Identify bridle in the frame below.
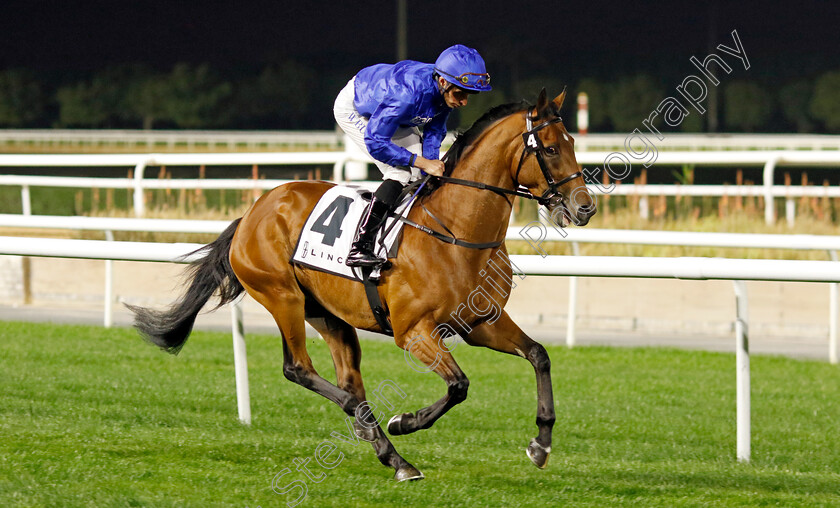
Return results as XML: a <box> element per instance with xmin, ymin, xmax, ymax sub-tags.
<box><xmin>514</xmin><ymin>109</ymin><xmax>583</xmax><ymax>206</ymax></box>
<box><xmin>395</xmin><ymin>107</ymin><xmax>585</xmax><ymax>251</ymax></box>
<box><xmin>437</xmin><ymin>108</ymin><xmax>583</xmax><ymax>207</ymax></box>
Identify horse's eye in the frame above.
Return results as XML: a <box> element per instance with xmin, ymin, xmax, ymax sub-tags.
<box><xmin>545</xmin><ymin>146</ymin><xmax>558</xmax><ymax>155</ymax></box>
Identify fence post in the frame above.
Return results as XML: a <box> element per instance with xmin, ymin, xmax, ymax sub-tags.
<box><xmin>332</xmin><ymin>155</ymin><xmax>348</xmax><ymax>185</ymax></box>
<box><xmin>732</xmin><ymin>280</ymin><xmax>750</xmax><ymax>462</ymax></box>
<box><xmin>785</xmin><ymin>198</ymin><xmax>795</xmax><ymax>228</ymax></box>
<box><xmin>21</xmin><ymin>184</ymin><xmax>31</xmax><ymax>216</ymax></box>
<box><xmin>829</xmin><ymin>251</ymin><xmax>838</xmax><ymax>365</ymax></box>
<box><xmin>762</xmin><ymin>157</ymin><xmax>780</xmax><ymax>225</ymax></box>
<box><xmin>231</xmin><ymin>296</ymin><xmax>251</xmax><ymax>425</ymax></box>
<box><xmin>20</xmin><ymin>184</ymin><xmax>32</xmax><ymax>304</ymax></box>
<box><xmin>133</xmin><ymin>159</ymin><xmax>149</xmax><ymax>217</ymax></box>
<box><xmin>639</xmin><ymin>195</ymin><xmax>649</xmax><ymax>220</ymax></box>
<box><xmin>566</xmin><ymin>242</ymin><xmax>580</xmax><ymax>348</ymax></box>
<box><xmin>104</xmin><ymin>230</ymin><xmax>114</xmax><ymax>328</ymax></box>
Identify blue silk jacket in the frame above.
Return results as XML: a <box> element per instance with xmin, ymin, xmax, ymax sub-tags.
<box><xmin>353</xmin><ymin>61</ymin><xmax>451</xmax><ymax>168</ymax></box>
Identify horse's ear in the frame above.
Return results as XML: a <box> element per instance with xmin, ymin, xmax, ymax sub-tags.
<box><xmin>553</xmin><ymin>88</ymin><xmax>567</xmax><ymax>109</ymax></box>
<box><xmin>536</xmin><ymin>88</ymin><xmax>549</xmax><ymax>115</ymax></box>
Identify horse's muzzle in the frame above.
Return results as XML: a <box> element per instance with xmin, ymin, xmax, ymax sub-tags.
<box><xmin>546</xmin><ymin>195</ymin><xmax>596</xmax><ymax>227</ymax></box>
<box><xmin>574</xmin><ymin>203</ymin><xmax>596</xmax><ymax>226</ymax></box>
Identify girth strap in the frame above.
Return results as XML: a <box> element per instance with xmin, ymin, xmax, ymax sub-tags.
<box><xmin>360</xmin><ymin>266</ymin><xmax>393</xmax><ymax>336</ymax></box>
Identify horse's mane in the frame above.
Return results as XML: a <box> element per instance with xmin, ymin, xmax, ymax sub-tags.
<box><xmin>442</xmin><ymin>100</ymin><xmax>532</xmax><ymax>174</ymax></box>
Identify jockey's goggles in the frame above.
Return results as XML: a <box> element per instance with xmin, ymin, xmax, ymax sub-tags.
<box><xmin>438</xmin><ymin>70</ymin><xmax>491</xmax><ymax>91</ymax></box>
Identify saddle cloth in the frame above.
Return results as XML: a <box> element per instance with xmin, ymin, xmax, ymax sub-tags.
<box><xmin>291</xmin><ymin>185</ymin><xmax>415</xmax><ymax>281</ymax></box>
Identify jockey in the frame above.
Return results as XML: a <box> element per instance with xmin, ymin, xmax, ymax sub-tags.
<box><xmin>334</xmin><ymin>44</ymin><xmax>492</xmax><ymax>267</ymax></box>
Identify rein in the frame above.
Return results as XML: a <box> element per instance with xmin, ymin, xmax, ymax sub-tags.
<box><xmin>435</xmin><ymin>174</ymin><xmax>538</xmax><ymax>202</ymax></box>
<box><xmin>437</xmin><ymin>109</ymin><xmax>583</xmax><ymax>206</ymax></box>
<box><xmin>397</xmin><ymin>109</ymin><xmax>582</xmax><ymax>250</ymax></box>
<box><xmin>395</xmin><ymin>206</ymin><xmax>504</xmax><ymax>249</ymax></box>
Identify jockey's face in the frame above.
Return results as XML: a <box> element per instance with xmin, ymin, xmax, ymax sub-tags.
<box><xmin>437</xmin><ymin>76</ymin><xmax>473</xmax><ymax>109</ymax></box>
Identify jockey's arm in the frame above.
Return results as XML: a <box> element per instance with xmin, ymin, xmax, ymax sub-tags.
<box><xmin>416</xmin><ymin>112</ymin><xmax>448</xmax><ymax>176</ymax></box>
<box><xmin>364</xmin><ymin>90</ymin><xmax>446</xmax><ymax>177</ymax></box>
<box><xmin>364</xmin><ymin>96</ymin><xmax>417</xmax><ymax>169</ymax></box>
<box><xmin>412</xmin><ymin>156</ymin><xmax>445</xmax><ymax>176</ymax></box>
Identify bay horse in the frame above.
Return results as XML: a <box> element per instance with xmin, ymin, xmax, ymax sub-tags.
<box><xmin>129</xmin><ymin>89</ymin><xmax>596</xmax><ymax>481</ymax></box>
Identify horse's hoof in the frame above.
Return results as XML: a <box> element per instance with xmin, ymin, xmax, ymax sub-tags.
<box><xmin>387</xmin><ymin>413</ymin><xmax>410</xmax><ymax>436</ymax></box>
<box><xmin>526</xmin><ymin>438</ymin><xmax>551</xmax><ymax>469</ymax></box>
<box><xmin>394</xmin><ymin>465</ymin><xmax>424</xmax><ymax>482</ymax></box>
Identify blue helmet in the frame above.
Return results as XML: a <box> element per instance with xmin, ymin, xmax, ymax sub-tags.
<box><xmin>434</xmin><ymin>44</ymin><xmax>492</xmax><ymax>92</ymax></box>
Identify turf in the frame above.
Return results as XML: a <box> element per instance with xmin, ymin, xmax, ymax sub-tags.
<box><xmin>1</xmin><ymin>321</ymin><xmax>839</xmax><ymax>507</ymax></box>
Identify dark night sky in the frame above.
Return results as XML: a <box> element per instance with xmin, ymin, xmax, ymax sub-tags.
<box><xmin>3</xmin><ymin>1</ymin><xmax>838</xmax><ymax>79</ymax></box>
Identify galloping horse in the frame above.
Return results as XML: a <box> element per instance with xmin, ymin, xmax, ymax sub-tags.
<box><xmin>129</xmin><ymin>89</ymin><xmax>596</xmax><ymax>481</ymax></box>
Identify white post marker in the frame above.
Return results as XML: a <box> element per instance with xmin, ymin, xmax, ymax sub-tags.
<box><xmin>21</xmin><ymin>185</ymin><xmax>31</xmax><ymax>216</ymax></box>
<box><xmin>342</xmin><ymin>134</ymin><xmax>368</xmax><ymax>182</ymax></box>
<box><xmin>762</xmin><ymin>157</ymin><xmax>780</xmax><ymax>225</ymax></box>
<box><xmin>566</xmin><ymin>241</ymin><xmax>580</xmax><ymax>348</ymax></box>
<box><xmin>830</xmin><ymin>250</ymin><xmax>839</xmax><ymax>365</ymax></box>
<box><xmin>230</xmin><ymin>296</ymin><xmax>251</xmax><ymax>425</ymax></box>
<box><xmin>576</xmin><ymin>92</ymin><xmax>589</xmax><ymax>135</ymax></box>
<box><xmin>733</xmin><ymin>280</ymin><xmax>750</xmax><ymax>462</ymax></box>
<box><xmin>104</xmin><ymin>230</ymin><xmax>114</xmax><ymax>328</ymax></box>
<box><xmin>133</xmin><ymin>159</ymin><xmax>149</xmax><ymax>218</ymax></box>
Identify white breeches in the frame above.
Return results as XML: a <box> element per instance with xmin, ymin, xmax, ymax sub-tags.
<box><xmin>333</xmin><ymin>77</ymin><xmax>423</xmax><ymax>184</ymax></box>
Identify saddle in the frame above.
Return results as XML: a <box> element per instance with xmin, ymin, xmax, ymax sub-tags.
<box><xmin>291</xmin><ymin>185</ymin><xmax>417</xmax><ymax>282</ymax></box>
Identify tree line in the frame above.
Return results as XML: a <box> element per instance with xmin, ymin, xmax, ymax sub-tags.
<box><xmin>1</xmin><ymin>62</ymin><xmax>839</xmax><ymax>133</ymax></box>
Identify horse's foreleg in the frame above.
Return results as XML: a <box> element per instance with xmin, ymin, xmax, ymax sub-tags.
<box><xmin>308</xmin><ymin>314</ymin><xmax>422</xmax><ymax>481</ymax></box>
<box><xmin>464</xmin><ymin>311</ymin><xmax>555</xmax><ymax>469</ymax></box>
<box><xmin>388</xmin><ymin>322</ymin><xmax>469</xmax><ymax>436</ymax></box>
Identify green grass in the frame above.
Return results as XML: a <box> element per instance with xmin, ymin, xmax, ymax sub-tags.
<box><xmin>1</xmin><ymin>321</ymin><xmax>839</xmax><ymax>507</ymax></box>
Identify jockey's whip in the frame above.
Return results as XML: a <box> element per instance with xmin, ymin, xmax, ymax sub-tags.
<box><xmin>374</xmin><ymin>174</ymin><xmax>433</xmax><ymax>256</ymax></box>
<box><xmin>408</xmin><ymin>173</ymin><xmax>433</xmax><ymax>205</ymax></box>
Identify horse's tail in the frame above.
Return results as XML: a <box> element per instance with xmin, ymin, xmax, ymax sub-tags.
<box><xmin>126</xmin><ymin>218</ymin><xmax>245</xmax><ymax>355</ymax></box>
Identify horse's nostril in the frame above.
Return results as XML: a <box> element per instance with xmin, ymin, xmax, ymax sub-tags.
<box><xmin>578</xmin><ymin>204</ymin><xmax>596</xmax><ymax>216</ymax></box>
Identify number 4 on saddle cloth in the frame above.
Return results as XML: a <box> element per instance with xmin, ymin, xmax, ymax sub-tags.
<box><xmin>291</xmin><ymin>185</ymin><xmax>417</xmax><ymax>282</ymax></box>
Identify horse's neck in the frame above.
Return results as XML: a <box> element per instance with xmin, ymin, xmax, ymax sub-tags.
<box><xmin>424</xmin><ymin>132</ymin><xmax>518</xmax><ymax>242</ymax></box>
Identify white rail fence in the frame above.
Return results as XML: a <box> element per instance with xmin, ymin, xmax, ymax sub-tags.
<box><xmin>1</xmin><ymin>151</ymin><xmax>840</xmax><ymax>224</ymax></box>
<box><xmin>3</xmin><ymin>213</ymin><xmax>840</xmax><ymax>364</ymax></box>
<box><xmin>573</xmin><ymin>151</ymin><xmax>840</xmax><ymax>225</ymax></box>
<box><xmin>0</xmin><ymin>152</ymin><xmax>371</xmax><ymax>217</ymax></box>
<box><xmin>516</xmin><ymin>226</ymin><xmax>840</xmax><ymax>362</ymax></box>
<box><xmin>3</xmin><ymin>129</ymin><xmax>840</xmax><ymax>151</ymax></box>
<box><xmin>0</xmin><ymin>129</ymin><xmax>343</xmax><ymax>151</ymax></box>
<box><xmin>3</xmin><ymin>235</ymin><xmax>840</xmax><ymax>462</ymax></box>
<box><xmin>573</xmin><ymin>133</ymin><xmax>840</xmax><ymax>152</ymax></box>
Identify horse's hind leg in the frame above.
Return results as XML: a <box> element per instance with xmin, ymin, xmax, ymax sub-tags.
<box><xmin>463</xmin><ymin>311</ymin><xmax>554</xmax><ymax>469</ymax></box>
<box><xmin>307</xmin><ymin>313</ymin><xmax>422</xmax><ymax>481</ymax></box>
<box><xmin>242</xmin><ymin>277</ymin><xmax>420</xmax><ymax>480</ymax></box>
<box><xmin>258</xmin><ymin>293</ymin><xmax>357</xmax><ymax>410</ymax></box>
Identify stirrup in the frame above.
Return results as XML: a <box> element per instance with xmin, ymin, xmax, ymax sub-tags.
<box><xmin>346</xmin><ymin>247</ymin><xmax>385</xmax><ymax>267</ymax></box>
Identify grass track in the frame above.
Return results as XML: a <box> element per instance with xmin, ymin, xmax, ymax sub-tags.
<box><xmin>1</xmin><ymin>321</ymin><xmax>839</xmax><ymax>507</ymax></box>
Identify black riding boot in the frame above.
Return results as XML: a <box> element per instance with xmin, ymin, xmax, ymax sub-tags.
<box><xmin>346</xmin><ymin>197</ymin><xmax>391</xmax><ymax>267</ymax></box>
<box><xmin>346</xmin><ymin>179</ymin><xmax>403</xmax><ymax>268</ymax></box>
